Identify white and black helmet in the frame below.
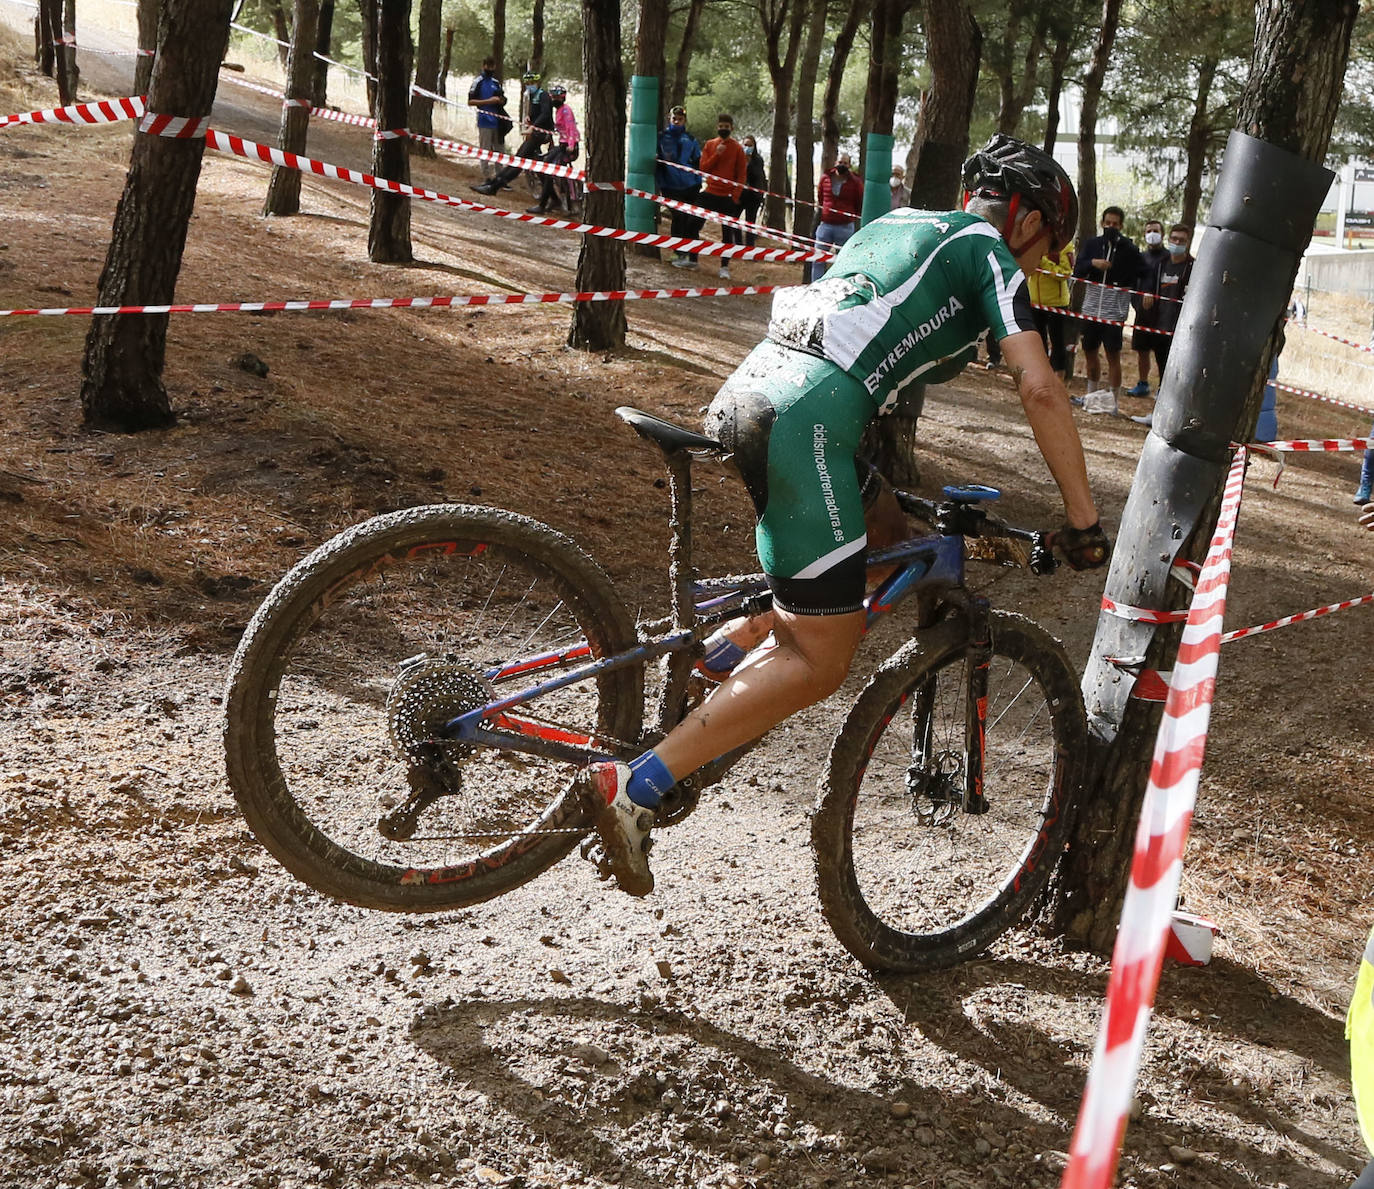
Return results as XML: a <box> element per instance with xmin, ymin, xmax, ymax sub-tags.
<box><xmin>961</xmin><ymin>134</ymin><xmax>1077</xmax><ymax>252</ymax></box>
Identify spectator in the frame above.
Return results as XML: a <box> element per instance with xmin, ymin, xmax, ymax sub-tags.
<box><xmin>740</xmin><ymin>136</ymin><xmax>767</xmax><ymax>247</ymax></box>
<box><xmin>1355</xmin><ymin>421</ymin><xmax>1373</xmax><ymax>504</ymax></box>
<box><xmin>467</xmin><ymin>57</ymin><xmax>511</xmax><ymax>181</ymax></box>
<box><xmin>1127</xmin><ymin>218</ymin><xmax>1169</xmax><ymax>396</ymax></box>
<box><xmin>527</xmin><ymin>83</ymin><xmax>579</xmax><ymax>215</ymax></box>
<box><xmin>1129</xmin><ymin>224</ymin><xmax>1194</xmax><ymax>429</ymax></box>
<box><xmin>889</xmin><ymin>163</ymin><xmax>909</xmax><ymax>209</ymax></box>
<box><xmin>811</xmin><ymin>153</ymin><xmax>863</xmax><ymax>282</ymax></box>
<box><xmin>1029</xmin><ymin>242</ymin><xmax>1074</xmax><ymax>380</ymax></box>
<box><xmin>472</xmin><ymin>70</ymin><xmax>553</xmax><ymax>196</ymax></box>
<box><xmin>1288</xmin><ymin>290</ymin><xmax>1308</xmax><ymax>323</ymax></box>
<box><xmin>1255</xmin><ymin>356</ymin><xmax>1281</xmax><ymax>443</ymax></box>
<box><xmin>695</xmin><ymin>113</ymin><xmax>748</xmax><ymax>279</ymax></box>
<box><xmin>1072</xmin><ymin>205</ymin><xmax>1143</xmax><ymax>414</ymax></box>
<box><xmin>656</xmin><ymin>105</ymin><xmax>704</xmax><ymax>270</ymax></box>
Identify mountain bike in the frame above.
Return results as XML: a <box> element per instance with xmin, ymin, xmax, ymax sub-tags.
<box><xmin>223</xmin><ymin>407</ymin><xmax>1089</xmax><ymax>973</ymax></box>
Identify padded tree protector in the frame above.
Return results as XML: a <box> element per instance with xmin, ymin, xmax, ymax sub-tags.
<box><xmin>1083</xmin><ymin>131</ymin><xmax>1333</xmax><ymax>733</ymax></box>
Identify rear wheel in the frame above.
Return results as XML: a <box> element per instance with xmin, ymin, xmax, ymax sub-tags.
<box><xmin>813</xmin><ymin>612</ymin><xmax>1086</xmax><ymax>972</ymax></box>
<box><xmin>224</xmin><ymin>505</ymin><xmax>643</xmax><ymax>911</ymax></box>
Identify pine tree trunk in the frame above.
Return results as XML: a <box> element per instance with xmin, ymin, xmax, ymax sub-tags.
<box><xmin>1040</xmin><ymin>17</ymin><xmax>1073</xmax><ymax>153</ymax></box>
<box><xmin>269</xmin><ymin>0</ymin><xmax>291</xmax><ymax>68</ymax></box>
<box><xmin>907</xmin><ymin>0</ymin><xmax>981</xmax><ymax>210</ymax></box>
<box><xmin>569</xmin><ymin>0</ymin><xmax>627</xmax><ymax>351</ymax></box>
<box><xmin>438</xmin><ymin>27</ymin><xmax>453</xmax><ymax>96</ymax></box>
<box><xmin>821</xmin><ymin>0</ymin><xmax>868</xmax><ymax>172</ymax></box>
<box><xmin>763</xmin><ymin>0</ymin><xmax>806</xmax><ymax>231</ymax></box>
<box><xmin>492</xmin><ymin>0</ymin><xmax>506</xmax><ymax>80</ymax></box>
<box><xmin>997</xmin><ymin>6</ymin><xmax>1048</xmax><ymax>136</ymax></box>
<box><xmin>792</xmin><ymin>0</ymin><xmax>827</xmax><ymax>241</ymax></box>
<box><xmin>1179</xmin><ymin>56</ymin><xmax>1217</xmax><ymax>229</ymax></box>
<box><xmin>368</xmin><ymin>0</ymin><xmax>412</xmax><ymax>263</ymax></box>
<box><xmin>134</xmin><ymin>0</ymin><xmax>157</xmax><ymax>93</ymax></box>
<box><xmin>264</xmin><ymin>0</ymin><xmax>319</xmax><ymax>215</ymax></box>
<box><xmin>863</xmin><ymin>0</ymin><xmax>913</xmax><ymax>144</ymax></box>
<box><xmin>633</xmin><ymin>0</ymin><xmax>671</xmax><ymax>259</ymax></box>
<box><xmin>36</xmin><ymin>0</ymin><xmax>58</xmax><ymax>78</ymax></box>
<box><xmin>310</xmin><ymin>0</ymin><xmax>334</xmax><ymax>106</ymax></box>
<box><xmin>358</xmin><ymin>0</ymin><xmax>377</xmax><ymax>110</ymax></box>
<box><xmin>1046</xmin><ymin>0</ymin><xmax>1359</xmax><ymax>952</ymax></box>
<box><xmin>408</xmin><ymin>0</ymin><xmax>442</xmax><ymax>158</ymax></box>
<box><xmin>56</xmin><ymin>0</ymin><xmax>77</xmax><ymax>103</ymax></box>
<box><xmin>1074</xmin><ymin>0</ymin><xmax>1121</xmax><ymax>246</ymax></box>
<box><xmin>668</xmin><ymin>0</ymin><xmax>705</xmax><ymax>111</ymax></box>
<box><xmin>532</xmin><ymin>0</ymin><xmax>546</xmax><ymax>72</ymax></box>
<box><xmin>80</xmin><ymin>0</ymin><xmax>233</xmax><ymax>431</ymax></box>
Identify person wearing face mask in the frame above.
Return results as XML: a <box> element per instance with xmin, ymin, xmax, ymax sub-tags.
<box><xmin>466</xmin><ymin>57</ymin><xmax>512</xmax><ymax>181</ymax></box>
<box><xmin>889</xmin><ymin>163</ymin><xmax>910</xmax><ymax>210</ymax></box>
<box><xmin>527</xmin><ymin>84</ymin><xmax>579</xmax><ymax>215</ymax></box>
<box><xmin>693</xmin><ymin>113</ymin><xmax>749</xmax><ymax>278</ymax></box>
<box><xmin>1129</xmin><ymin>224</ymin><xmax>1195</xmax><ymax>428</ymax></box>
<box><xmin>473</xmin><ymin>70</ymin><xmax>554</xmax><ymax>196</ymax></box>
<box><xmin>1071</xmin><ymin>205</ymin><xmax>1143</xmax><ymax>414</ymax></box>
<box><xmin>1127</xmin><ymin>219</ymin><xmax>1170</xmax><ymax>397</ymax></box>
<box><xmin>810</xmin><ymin>153</ymin><xmax>864</xmax><ymax>282</ymax></box>
<box><xmin>740</xmin><ymin>136</ymin><xmax>768</xmax><ymax>247</ymax></box>
<box><xmin>656</xmin><ymin>105</ymin><xmax>704</xmax><ymax>268</ymax></box>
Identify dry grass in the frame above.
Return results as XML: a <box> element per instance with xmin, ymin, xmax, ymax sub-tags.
<box><xmin>1282</xmin><ymin>289</ymin><xmax>1374</xmax><ymax>416</ymax></box>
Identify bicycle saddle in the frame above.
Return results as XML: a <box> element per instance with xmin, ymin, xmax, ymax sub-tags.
<box><xmin>615</xmin><ymin>406</ymin><xmax>725</xmax><ymax>456</ymax></box>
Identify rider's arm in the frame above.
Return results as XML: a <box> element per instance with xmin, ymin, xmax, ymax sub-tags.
<box><xmin>998</xmin><ymin>330</ymin><xmax>1100</xmax><ymax>530</ymax></box>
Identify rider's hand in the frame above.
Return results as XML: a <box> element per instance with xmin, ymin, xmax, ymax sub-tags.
<box><xmin>1054</xmin><ymin>521</ymin><xmax>1111</xmax><ymax>570</ymax></box>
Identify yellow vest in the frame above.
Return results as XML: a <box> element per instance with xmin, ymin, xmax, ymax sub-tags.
<box><xmin>1027</xmin><ymin>245</ymin><xmax>1072</xmax><ymax>307</ymax></box>
<box><xmin>1348</xmin><ymin>926</ymin><xmax>1374</xmax><ymax>1153</ymax></box>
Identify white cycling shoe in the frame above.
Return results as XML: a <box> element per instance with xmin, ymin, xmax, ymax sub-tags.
<box><xmin>581</xmin><ymin>761</ymin><xmax>655</xmax><ymax>897</ymax></box>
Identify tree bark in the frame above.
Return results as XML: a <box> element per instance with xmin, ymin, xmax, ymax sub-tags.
<box><xmin>906</xmin><ymin>0</ymin><xmax>981</xmax><ymax>210</ymax></box>
<box><xmin>570</xmin><ymin>0</ymin><xmax>627</xmax><ymax>350</ymax></box>
<box><xmin>268</xmin><ymin>0</ymin><xmax>291</xmax><ymax>68</ymax></box>
<box><xmin>863</xmin><ymin>0</ymin><xmax>913</xmax><ymax>145</ymax></box>
<box><xmin>80</xmin><ymin>0</ymin><xmax>233</xmax><ymax>430</ymax></box>
<box><xmin>532</xmin><ymin>0</ymin><xmax>546</xmax><ymax>72</ymax></box>
<box><xmin>492</xmin><ymin>0</ymin><xmax>506</xmax><ymax>80</ymax></box>
<box><xmin>633</xmin><ymin>0</ymin><xmax>671</xmax><ymax>259</ymax></box>
<box><xmin>668</xmin><ymin>0</ymin><xmax>706</xmax><ymax>111</ymax></box>
<box><xmin>310</xmin><ymin>0</ymin><xmax>334</xmax><ymax>106</ymax></box>
<box><xmin>36</xmin><ymin>0</ymin><xmax>58</xmax><ymax>78</ymax></box>
<box><xmin>263</xmin><ymin>0</ymin><xmax>319</xmax><ymax>215</ymax></box>
<box><xmin>56</xmin><ymin>0</ymin><xmax>77</xmax><ymax>103</ymax></box>
<box><xmin>1074</xmin><ymin>0</ymin><xmax>1121</xmax><ymax>246</ymax></box>
<box><xmin>135</xmin><ymin>0</ymin><xmax>158</xmax><ymax>94</ymax></box>
<box><xmin>1047</xmin><ymin>0</ymin><xmax>1358</xmax><ymax>952</ymax></box>
<box><xmin>821</xmin><ymin>0</ymin><xmax>868</xmax><ymax>172</ymax></box>
<box><xmin>1179</xmin><ymin>55</ymin><xmax>1218</xmax><ymax>229</ymax></box>
<box><xmin>438</xmin><ymin>26</ymin><xmax>453</xmax><ymax>97</ymax></box>
<box><xmin>1040</xmin><ymin>12</ymin><xmax>1074</xmax><ymax>153</ymax></box>
<box><xmin>761</xmin><ymin>0</ymin><xmax>807</xmax><ymax>230</ymax></box>
<box><xmin>357</xmin><ymin>0</ymin><xmax>377</xmax><ymax>110</ymax></box>
<box><xmin>792</xmin><ymin>0</ymin><xmax>828</xmax><ymax>241</ymax></box>
<box><xmin>997</xmin><ymin>4</ymin><xmax>1048</xmax><ymax>136</ymax></box>
<box><xmin>408</xmin><ymin>0</ymin><xmax>442</xmax><ymax>158</ymax></box>
<box><xmin>368</xmin><ymin>0</ymin><xmax>412</xmax><ymax>263</ymax></box>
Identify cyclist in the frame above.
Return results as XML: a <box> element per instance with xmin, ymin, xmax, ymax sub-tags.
<box><xmin>582</xmin><ymin>135</ymin><xmax>1111</xmax><ymax>896</ymax></box>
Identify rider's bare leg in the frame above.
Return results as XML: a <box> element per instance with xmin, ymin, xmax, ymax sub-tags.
<box><xmin>654</xmin><ymin>605</ymin><xmax>867</xmax><ymax>780</ymax></box>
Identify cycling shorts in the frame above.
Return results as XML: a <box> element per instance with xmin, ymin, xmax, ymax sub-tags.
<box><xmin>705</xmin><ymin>341</ymin><xmax>875</xmax><ymax>615</ymax></box>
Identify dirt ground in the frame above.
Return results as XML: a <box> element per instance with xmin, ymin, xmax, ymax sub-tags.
<box><xmin>3</xmin><ymin>21</ymin><xmax>1374</xmax><ymax>1189</ymax></box>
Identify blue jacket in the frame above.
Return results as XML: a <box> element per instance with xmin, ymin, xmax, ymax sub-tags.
<box><xmin>467</xmin><ymin>72</ymin><xmax>510</xmax><ymax>132</ymax></box>
<box><xmin>656</xmin><ymin>124</ymin><xmax>701</xmax><ymax>192</ymax></box>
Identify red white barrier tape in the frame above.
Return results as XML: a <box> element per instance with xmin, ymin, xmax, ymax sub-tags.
<box><xmin>1255</xmin><ymin>437</ymin><xmax>1370</xmax><ymax>452</ymax></box>
<box><xmin>1290</xmin><ymin>319</ymin><xmax>1374</xmax><ymax>355</ymax></box>
<box><xmin>1061</xmin><ymin>446</ymin><xmax>1247</xmax><ymax>1189</ymax></box>
<box><xmin>140</xmin><ymin>112</ymin><xmax>210</xmax><ymax>138</ymax></box>
<box><xmin>1100</xmin><ymin>597</ymin><xmax>1189</xmax><ymax>625</ymax></box>
<box><xmin>0</xmin><ymin>94</ymin><xmax>144</xmax><ymax>129</ymax></box>
<box><xmin>1031</xmin><ymin>302</ymin><xmax>1171</xmax><ymax>334</ymax></box>
<box><xmin>616</xmin><ymin>180</ymin><xmax>823</xmax><ymax>253</ymax></box>
<box><xmin>1221</xmin><ymin>591</ymin><xmax>1374</xmax><ymax>643</ymax></box>
<box><xmin>0</xmin><ymin>283</ymin><xmax>791</xmax><ymax>319</ymax></box>
<box><xmin>199</xmin><ymin>127</ymin><xmax>831</xmax><ymax>263</ymax></box>
<box><xmin>1057</xmin><ymin>270</ymin><xmax>1183</xmax><ymax>307</ymax></box>
<box><xmin>1272</xmin><ymin>381</ymin><xmax>1372</xmax><ymax>414</ymax></box>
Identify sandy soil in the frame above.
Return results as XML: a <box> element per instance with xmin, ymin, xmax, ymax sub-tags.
<box><xmin>3</xmin><ymin>20</ymin><xmax>1374</xmax><ymax>1189</ymax></box>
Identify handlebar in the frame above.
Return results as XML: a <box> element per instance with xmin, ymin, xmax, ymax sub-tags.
<box><xmin>893</xmin><ymin>488</ymin><xmax>1059</xmax><ymax>575</ymax></box>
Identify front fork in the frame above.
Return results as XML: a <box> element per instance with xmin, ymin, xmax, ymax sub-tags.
<box><xmin>962</xmin><ymin>597</ymin><xmax>992</xmax><ymax>814</ymax></box>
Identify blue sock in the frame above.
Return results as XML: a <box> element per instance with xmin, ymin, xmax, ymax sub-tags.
<box><xmin>626</xmin><ymin>750</ymin><xmax>675</xmax><ymax>808</ymax></box>
<box><xmin>700</xmin><ymin>634</ymin><xmax>746</xmax><ymax>675</ymax></box>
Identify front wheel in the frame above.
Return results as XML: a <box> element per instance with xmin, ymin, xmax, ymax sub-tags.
<box><xmin>224</xmin><ymin>505</ymin><xmax>644</xmax><ymax>912</ymax></box>
<box><xmin>812</xmin><ymin>612</ymin><xmax>1087</xmax><ymax>973</ymax></box>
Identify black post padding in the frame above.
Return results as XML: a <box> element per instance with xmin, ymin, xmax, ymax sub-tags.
<box><xmin>1082</xmin><ymin>131</ymin><xmax>1333</xmax><ymax>733</ymax></box>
